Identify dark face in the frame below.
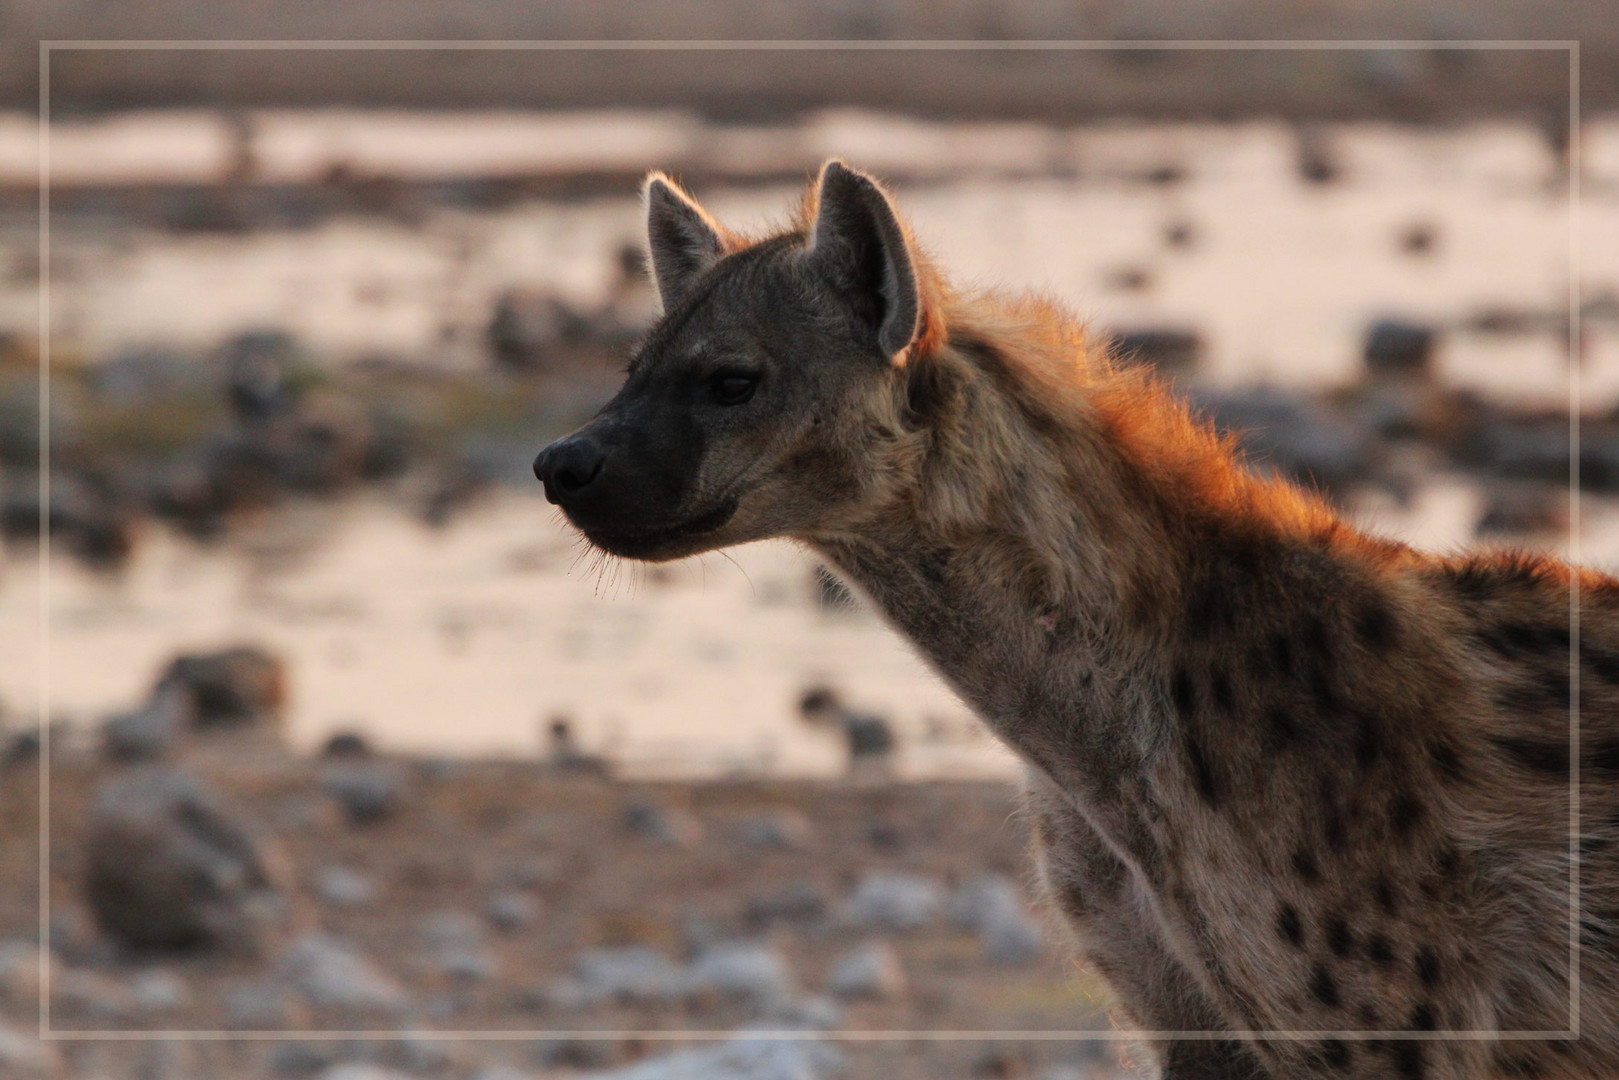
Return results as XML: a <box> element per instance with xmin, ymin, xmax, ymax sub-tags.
<box><xmin>535</xmin><ymin>162</ymin><xmax>924</xmax><ymax>562</ymax></box>
<box><xmin>533</xmin><ymin>238</ymin><xmax>893</xmax><ymax>561</ymax></box>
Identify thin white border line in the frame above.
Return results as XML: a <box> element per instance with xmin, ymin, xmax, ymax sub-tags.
<box><xmin>34</xmin><ymin>39</ymin><xmax>1584</xmax><ymax>1045</ymax></box>
<box><xmin>36</xmin><ymin>36</ymin><xmax>51</xmax><ymax>1044</ymax></box>
<box><xmin>1567</xmin><ymin>37</ymin><xmax>1585</xmax><ymax>1043</ymax></box>
<box><xmin>37</xmin><ymin>39</ymin><xmax>1582</xmax><ymax>51</ymax></box>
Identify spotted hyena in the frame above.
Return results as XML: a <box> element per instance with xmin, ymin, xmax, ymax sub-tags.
<box><xmin>533</xmin><ymin>160</ymin><xmax>1619</xmax><ymax>1079</ymax></box>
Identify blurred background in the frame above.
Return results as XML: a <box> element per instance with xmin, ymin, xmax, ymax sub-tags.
<box><xmin>0</xmin><ymin>6</ymin><xmax>1615</xmax><ymax>1079</ymax></box>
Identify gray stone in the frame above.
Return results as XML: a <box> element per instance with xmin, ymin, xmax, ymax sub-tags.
<box><xmin>623</xmin><ymin>799</ymin><xmax>703</xmax><ymax>846</ymax></box>
<box><xmin>736</xmin><ymin>810</ymin><xmax>813</xmax><ymax>850</ymax></box>
<box><xmin>840</xmin><ymin>872</ymin><xmax>945</xmax><ymax>931</ymax></box>
<box><xmin>281</xmin><ymin>933</ymin><xmax>409</xmax><ymax>1015</ymax></box>
<box><xmin>485</xmin><ymin>891</ymin><xmax>539</xmax><ymax>931</ymax></box>
<box><xmin>129</xmin><ymin>969</ymin><xmax>190</xmax><ymax>1014</ymax></box>
<box><xmin>576</xmin><ymin>1032</ymin><xmax>843</xmax><ymax>1080</ymax></box>
<box><xmin>0</xmin><ymin>1026</ymin><xmax>61</xmax><ymax>1075</ymax></box>
<box><xmin>313</xmin><ymin>866</ymin><xmax>375</xmax><ymax>909</ymax></box>
<box><xmin>324</xmin><ymin>762</ymin><xmax>406</xmax><ymax>825</ymax></box>
<box><xmin>570</xmin><ymin>946</ymin><xmax>686</xmax><ymax>1005</ymax></box>
<box><xmin>951</xmin><ymin>875</ymin><xmax>1044</xmax><ymax>965</ymax></box>
<box><xmin>686</xmin><ymin>941</ymin><xmax>795</xmax><ymax>1008</ymax></box>
<box><xmin>268</xmin><ymin>1041</ymin><xmax>332</xmax><ymax>1076</ymax></box>
<box><xmin>226</xmin><ymin>979</ymin><xmax>306</xmax><ymax>1029</ymax></box>
<box><xmin>317</xmin><ymin>1066</ymin><xmax>414</xmax><ymax>1080</ymax></box>
<box><xmin>83</xmin><ymin>767</ymin><xmax>288</xmax><ymax>952</ymax></box>
<box><xmin>827</xmin><ymin>941</ymin><xmax>906</xmax><ymax>1000</ymax></box>
<box><xmin>101</xmin><ymin>684</ymin><xmax>194</xmax><ymax>762</ymax></box>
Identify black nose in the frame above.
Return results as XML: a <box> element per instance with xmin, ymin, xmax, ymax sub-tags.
<box><xmin>533</xmin><ymin>436</ymin><xmax>607</xmax><ymax>504</ymax></box>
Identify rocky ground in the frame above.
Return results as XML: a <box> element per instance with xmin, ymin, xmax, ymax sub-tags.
<box><xmin>0</xmin><ymin>722</ymin><xmax>1153</xmax><ymax>1080</ymax></box>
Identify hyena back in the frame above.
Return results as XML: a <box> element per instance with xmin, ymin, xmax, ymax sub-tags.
<box><xmin>534</xmin><ymin>160</ymin><xmax>1619</xmax><ymax>1079</ymax></box>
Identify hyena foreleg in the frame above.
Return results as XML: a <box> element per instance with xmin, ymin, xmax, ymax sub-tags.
<box><xmin>1025</xmin><ymin>778</ymin><xmax>1274</xmax><ymax>1080</ymax></box>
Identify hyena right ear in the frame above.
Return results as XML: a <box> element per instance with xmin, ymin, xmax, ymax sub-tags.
<box><xmin>806</xmin><ymin>160</ymin><xmax>921</xmax><ymax>363</ymax></box>
<box><xmin>643</xmin><ymin>173</ymin><xmax>731</xmax><ymax>312</ymax></box>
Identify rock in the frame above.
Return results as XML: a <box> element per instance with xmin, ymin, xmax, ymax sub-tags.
<box><xmin>487</xmin><ymin>290</ymin><xmax>595</xmax><ymax>371</ymax></box>
<box><xmin>736</xmin><ymin>810</ymin><xmax>813</xmax><ymax>850</ymax></box>
<box><xmin>222</xmin><ymin>330</ymin><xmax>302</xmax><ymax>422</ymax></box>
<box><xmin>226</xmin><ymin>979</ymin><xmax>308</xmax><ymax>1029</ymax></box>
<box><xmin>569</xmin><ymin>946</ymin><xmax>686</xmax><ymax>1006</ymax></box>
<box><xmin>745</xmin><ymin>881</ymin><xmax>828</xmax><ymax>928</ymax></box>
<box><xmin>52</xmin><ymin>968</ymin><xmax>134</xmax><ymax>1021</ymax></box>
<box><xmin>0</xmin><ymin>940</ymin><xmax>48</xmax><ymax>1005</ymax></box>
<box><xmin>1363</xmin><ymin>319</ymin><xmax>1437</xmax><ymax>380</ymax></box>
<box><xmin>320</xmin><ymin>731</ymin><xmax>373</xmax><ymax>759</ymax></box>
<box><xmin>84</xmin><ymin>767</ymin><xmax>288</xmax><ymax>952</ymax></box>
<box><xmin>324</xmin><ymin>761</ymin><xmax>406</xmax><ymax>824</ymax></box>
<box><xmin>419</xmin><ymin>910</ymin><xmax>497</xmax><ymax>983</ymax></box>
<box><xmin>798</xmin><ymin>688</ymin><xmax>894</xmax><ymax>770</ymax></box>
<box><xmin>840</xmin><ymin>872</ymin><xmax>945</xmax><ymax>931</ymax></box>
<box><xmin>767</xmin><ymin>994</ymin><xmax>845</xmax><ymax>1030</ymax></box>
<box><xmin>575</xmin><ymin>1032</ymin><xmax>843</xmax><ymax>1080</ymax></box>
<box><xmin>485</xmin><ymin>891</ymin><xmax>539</xmax><ymax>932</ymax></box>
<box><xmin>281</xmin><ymin>933</ymin><xmax>410</xmax><ymax>1015</ymax></box>
<box><xmin>155</xmin><ymin>645</ymin><xmax>287</xmax><ymax>729</ymax></box>
<box><xmin>313</xmin><ymin>866</ymin><xmax>375</xmax><ymax>909</ymax></box>
<box><xmin>1107</xmin><ymin>327</ymin><xmax>1203</xmax><ymax>375</ymax></box>
<box><xmin>470</xmin><ymin>1068</ymin><xmax>538</xmax><ymax>1080</ymax></box>
<box><xmin>623</xmin><ymin>799</ymin><xmax>703</xmax><ymax>846</ymax></box>
<box><xmin>0</xmin><ymin>1026</ymin><xmax>61</xmax><ymax>1075</ymax></box>
<box><xmin>1191</xmin><ymin>386</ymin><xmax>1375</xmax><ymax>496</ymax></box>
<box><xmin>129</xmin><ymin>969</ymin><xmax>190</xmax><ymax>1014</ymax></box>
<box><xmin>101</xmin><ymin>684</ymin><xmax>194</xmax><ymax>762</ymax></box>
<box><xmin>951</xmin><ymin>875</ymin><xmax>1044</xmax><ymax>965</ymax></box>
<box><xmin>268</xmin><ymin>1041</ymin><xmax>332</xmax><ymax>1075</ymax></box>
<box><xmin>686</xmin><ymin>941</ymin><xmax>795</xmax><ymax>1008</ymax></box>
<box><xmin>317</xmin><ymin>1066</ymin><xmax>415</xmax><ymax>1080</ymax></box>
<box><xmin>828</xmin><ymin>941</ymin><xmax>907</xmax><ymax>1000</ymax></box>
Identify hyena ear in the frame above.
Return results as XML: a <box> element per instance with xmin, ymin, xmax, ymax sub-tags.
<box><xmin>643</xmin><ymin>172</ymin><xmax>729</xmax><ymax>311</ymax></box>
<box><xmin>806</xmin><ymin>160</ymin><xmax>921</xmax><ymax>362</ymax></box>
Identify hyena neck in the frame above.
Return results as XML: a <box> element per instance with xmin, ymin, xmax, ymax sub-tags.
<box><xmin>810</xmin><ymin>312</ymin><xmax>1368</xmax><ymax>797</ymax></box>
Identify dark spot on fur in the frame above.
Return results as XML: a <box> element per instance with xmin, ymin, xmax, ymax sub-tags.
<box><xmin>1308</xmin><ymin>665</ymin><xmax>1340</xmax><ymax>715</ymax></box>
<box><xmin>1325</xmin><ymin>916</ymin><xmax>1356</xmax><ymax>957</ymax></box>
<box><xmin>1392</xmin><ymin>1040</ymin><xmax>1427</xmax><ymax>1079</ymax></box>
<box><xmin>1277</xmin><ymin>903</ymin><xmax>1304</xmax><ymax>947</ymax></box>
<box><xmin>1209</xmin><ymin>667</ymin><xmax>1234</xmax><ymax>712</ymax></box>
<box><xmin>1585</xmin><ymin>644</ymin><xmax>1619</xmax><ymax>685</ymax></box>
<box><xmin>1388</xmin><ymin>794</ymin><xmax>1425</xmax><ymax>839</ymax></box>
<box><xmin>1409</xmin><ymin>1002</ymin><xmax>1437</xmax><ymax>1030</ymax></box>
<box><xmin>1491</xmin><ymin>735</ymin><xmax>1569</xmax><ymax>777</ymax></box>
<box><xmin>1434</xmin><ymin>842</ymin><xmax>1461</xmax><ymax>878</ymax></box>
<box><xmin>1354</xmin><ymin>712</ymin><xmax>1383</xmax><ymax>770</ymax></box>
<box><xmin>1309</xmin><ymin>964</ymin><xmax>1340</xmax><ymax>1007</ymax></box>
<box><xmin>1321</xmin><ymin>1039</ymin><xmax>1352</xmax><ymax>1069</ymax></box>
<box><xmin>1589</xmin><ymin>738</ymin><xmax>1619</xmax><ymax>777</ymax></box>
<box><xmin>1171</xmin><ymin>666</ymin><xmax>1197</xmax><ymax>715</ymax></box>
<box><xmin>1366</xmin><ymin>932</ymin><xmax>1396</xmax><ymax>966</ymax></box>
<box><xmin>1292</xmin><ymin>847</ymin><xmax>1322</xmax><ymax>884</ymax></box>
<box><xmin>1264</xmin><ymin>706</ymin><xmax>1297</xmax><ymax>753</ymax></box>
<box><xmin>1185</xmin><ymin>733</ymin><xmax>1221</xmax><ymax>809</ymax></box>
<box><xmin>1321</xmin><ymin>797</ymin><xmax>1347</xmax><ymax>851</ymax></box>
<box><xmin>1374</xmin><ymin>875</ymin><xmax>1399</xmax><ymax>914</ymax></box>
<box><xmin>1270</xmin><ymin>633</ymin><xmax>1296</xmax><ymax>678</ymax></box>
<box><xmin>1415</xmin><ymin>945</ymin><xmax>1442</xmax><ymax>988</ymax></box>
<box><xmin>1428</xmin><ymin>737</ymin><xmax>1466</xmax><ymax>784</ymax></box>
<box><xmin>1354</xmin><ymin>598</ymin><xmax>1397</xmax><ymax>652</ymax></box>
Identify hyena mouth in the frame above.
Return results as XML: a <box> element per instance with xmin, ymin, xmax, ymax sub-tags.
<box><xmin>578</xmin><ymin>496</ymin><xmax>739</xmax><ymax>560</ymax></box>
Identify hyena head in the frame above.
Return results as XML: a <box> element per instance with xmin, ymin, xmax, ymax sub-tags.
<box><xmin>534</xmin><ymin>160</ymin><xmax>931</xmax><ymax>561</ymax></box>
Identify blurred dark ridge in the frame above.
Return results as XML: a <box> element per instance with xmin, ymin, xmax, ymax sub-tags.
<box><xmin>1</xmin><ymin>0</ymin><xmax>1611</xmax><ymax>121</ymax></box>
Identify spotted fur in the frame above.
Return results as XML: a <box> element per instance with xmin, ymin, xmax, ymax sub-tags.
<box><xmin>537</xmin><ymin>161</ymin><xmax>1619</xmax><ymax>1079</ymax></box>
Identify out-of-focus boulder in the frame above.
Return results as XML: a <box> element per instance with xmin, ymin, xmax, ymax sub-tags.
<box><xmin>83</xmin><ymin>768</ymin><xmax>288</xmax><ymax>952</ymax></box>
<box><xmin>155</xmin><ymin>645</ymin><xmax>287</xmax><ymax>730</ymax></box>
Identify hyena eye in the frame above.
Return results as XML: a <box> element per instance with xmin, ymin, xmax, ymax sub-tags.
<box><xmin>708</xmin><ymin>370</ymin><xmax>759</xmax><ymax>406</ymax></box>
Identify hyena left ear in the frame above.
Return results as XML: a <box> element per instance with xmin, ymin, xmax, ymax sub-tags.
<box><xmin>806</xmin><ymin>160</ymin><xmax>921</xmax><ymax>362</ymax></box>
<box><xmin>644</xmin><ymin>172</ymin><xmax>731</xmax><ymax>312</ymax></box>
